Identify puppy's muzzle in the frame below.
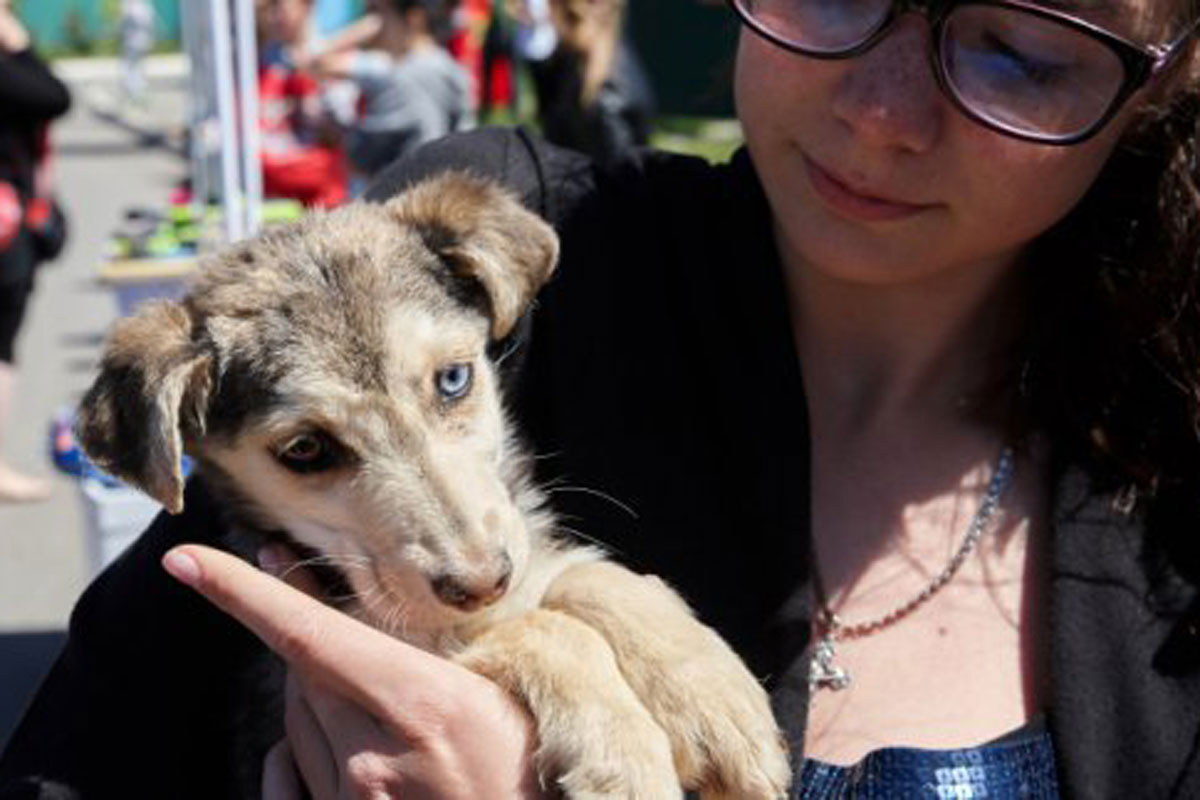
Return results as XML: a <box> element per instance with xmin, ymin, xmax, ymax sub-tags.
<box><xmin>431</xmin><ymin>552</ymin><xmax>513</xmax><ymax>612</ymax></box>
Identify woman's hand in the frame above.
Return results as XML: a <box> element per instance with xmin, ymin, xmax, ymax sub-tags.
<box><xmin>162</xmin><ymin>544</ymin><xmax>551</xmax><ymax>800</ymax></box>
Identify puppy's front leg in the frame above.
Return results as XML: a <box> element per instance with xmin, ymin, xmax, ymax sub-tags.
<box><xmin>453</xmin><ymin>608</ymin><xmax>682</xmax><ymax>800</ymax></box>
<box><xmin>543</xmin><ymin>562</ymin><xmax>791</xmax><ymax>800</ymax></box>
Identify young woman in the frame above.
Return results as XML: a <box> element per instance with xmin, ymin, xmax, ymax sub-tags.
<box><xmin>3</xmin><ymin>0</ymin><xmax>1200</xmax><ymax>797</ymax></box>
<box><xmin>0</xmin><ymin>2</ymin><xmax>70</xmax><ymax>503</ymax></box>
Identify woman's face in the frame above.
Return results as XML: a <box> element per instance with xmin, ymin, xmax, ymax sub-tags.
<box><xmin>734</xmin><ymin>0</ymin><xmax>1185</xmax><ymax>288</ymax></box>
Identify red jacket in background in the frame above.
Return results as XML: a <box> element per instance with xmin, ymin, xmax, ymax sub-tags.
<box><xmin>258</xmin><ymin>60</ymin><xmax>347</xmax><ymax>208</ymax></box>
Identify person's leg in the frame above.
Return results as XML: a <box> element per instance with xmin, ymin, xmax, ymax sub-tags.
<box><xmin>0</xmin><ymin>278</ymin><xmax>50</xmax><ymax>502</ymax></box>
<box><xmin>0</xmin><ymin>360</ymin><xmax>51</xmax><ymax>502</ymax></box>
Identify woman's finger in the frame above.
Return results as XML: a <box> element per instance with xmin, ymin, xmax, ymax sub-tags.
<box><xmin>161</xmin><ymin>544</ymin><xmax>467</xmax><ymax>721</ymax></box>
<box><xmin>295</xmin><ymin>670</ymin><xmax>402</xmax><ymax>780</ymax></box>
<box><xmin>261</xmin><ymin>738</ymin><xmax>305</xmax><ymax>800</ymax></box>
<box><xmin>284</xmin><ymin>672</ymin><xmax>339</xmax><ymax>800</ymax></box>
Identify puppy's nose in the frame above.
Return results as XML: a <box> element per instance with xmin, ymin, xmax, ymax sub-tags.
<box><xmin>431</xmin><ymin>556</ymin><xmax>512</xmax><ymax>612</ymax></box>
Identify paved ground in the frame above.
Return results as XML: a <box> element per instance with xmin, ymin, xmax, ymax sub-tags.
<box><xmin>0</xmin><ymin>55</ymin><xmax>191</xmax><ymax>747</ymax></box>
<box><xmin>0</xmin><ymin>57</ymin><xmax>188</xmax><ymax>631</ymax></box>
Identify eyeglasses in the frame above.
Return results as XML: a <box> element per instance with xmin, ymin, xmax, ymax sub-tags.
<box><xmin>727</xmin><ymin>0</ymin><xmax>1200</xmax><ymax>144</ymax></box>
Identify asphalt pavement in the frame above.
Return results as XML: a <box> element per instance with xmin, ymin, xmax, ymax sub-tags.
<box><xmin>0</xmin><ymin>55</ymin><xmax>191</xmax><ymax>745</ymax></box>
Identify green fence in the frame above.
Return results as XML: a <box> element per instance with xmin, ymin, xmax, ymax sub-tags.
<box><xmin>14</xmin><ymin>0</ymin><xmax>180</xmax><ymax>54</ymax></box>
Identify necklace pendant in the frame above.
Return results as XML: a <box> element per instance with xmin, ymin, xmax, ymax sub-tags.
<box><xmin>808</xmin><ymin>632</ymin><xmax>851</xmax><ymax>694</ymax></box>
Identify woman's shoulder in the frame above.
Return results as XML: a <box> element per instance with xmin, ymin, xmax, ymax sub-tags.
<box><xmin>364</xmin><ymin>127</ymin><xmax>745</xmax><ymax>227</ymax></box>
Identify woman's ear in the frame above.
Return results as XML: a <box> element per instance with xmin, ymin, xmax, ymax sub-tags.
<box><xmin>385</xmin><ymin>171</ymin><xmax>560</xmax><ymax>339</ymax></box>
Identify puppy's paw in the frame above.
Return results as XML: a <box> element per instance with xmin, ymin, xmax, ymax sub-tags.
<box><xmin>453</xmin><ymin>607</ymin><xmax>684</xmax><ymax>800</ymax></box>
<box><xmin>660</xmin><ymin>642</ymin><xmax>791</xmax><ymax>800</ymax></box>
<box><xmin>542</xmin><ymin>707</ymin><xmax>682</xmax><ymax>800</ymax></box>
<box><xmin>543</xmin><ymin>565</ymin><xmax>792</xmax><ymax>798</ymax></box>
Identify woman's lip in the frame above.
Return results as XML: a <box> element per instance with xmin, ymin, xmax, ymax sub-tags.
<box><xmin>804</xmin><ymin>156</ymin><xmax>934</xmax><ymax>222</ymax></box>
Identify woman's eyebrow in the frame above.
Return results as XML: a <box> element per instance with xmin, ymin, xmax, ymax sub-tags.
<box><xmin>1031</xmin><ymin>0</ymin><xmax>1114</xmax><ymax>13</ymax></box>
<box><xmin>1026</xmin><ymin>0</ymin><xmax>1169</xmax><ymax>36</ymax></box>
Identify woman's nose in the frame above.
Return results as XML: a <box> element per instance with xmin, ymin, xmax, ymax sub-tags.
<box><xmin>830</xmin><ymin>16</ymin><xmax>944</xmax><ymax>153</ymax></box>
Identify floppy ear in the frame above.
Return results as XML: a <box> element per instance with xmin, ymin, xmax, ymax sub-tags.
<box><xmin>385</xmin><ymin>172</ymin><xmax>560</xmax><ymax>339</ymax></box>
<box><xmin>76</xmin><ymin>300</ymin><xmax>213</xmax><ymax>514</ymax></box>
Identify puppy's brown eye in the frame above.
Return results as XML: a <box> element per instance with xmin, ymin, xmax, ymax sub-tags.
<box><xmin>276</xmin><ymin>432</ymin><xmax>341</xmax><ymax>474</ymax></box>
<box><xmin>435</xmin><ymin>363</ymin><xmax>473</xmax><ymax>401</ymax></box>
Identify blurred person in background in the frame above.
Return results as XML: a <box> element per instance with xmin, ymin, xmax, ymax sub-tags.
<box><xmin>118</xmin><ymin>0</ymin><xmax>156</xmax><ymax>104</ymax></box>
<box><xmin>257</xmin><ymin>0</ymin><xmax>349</xmax><ymax>207</ymax></box>
<box><xmin>310</xmin><ymin>0</ymin><xmax>473</xmax><ymax>185</ymax></box>
<box><xmin>519</xmin><ymin>0</ymin><xmax>654</xmax><ymax>166</ymax></box>
<box><xmin>0</xmin><ymin>0</ymin><xmax>70</xmax><ymax>502</ymax></box>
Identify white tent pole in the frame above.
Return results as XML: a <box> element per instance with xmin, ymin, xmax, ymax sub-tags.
<box><xmin>208</xmin><ymin>0</ymin><xmax>244</xmax><ymax>243</ymax></box>
<box><xmin>234</xmin><ymin>0</ymin><xmax>262</xmax><ymax>236</ymax></box>
<box><xmin>181</xmin><ymin>0</ymin><xmax>208</xmax><ymax>217</ymax></box>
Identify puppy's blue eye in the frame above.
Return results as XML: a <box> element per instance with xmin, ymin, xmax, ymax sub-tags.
<box><xmin>435</xmin><ymin>363</ymin><xmax>473</xmax><ymax>400</ymax></box>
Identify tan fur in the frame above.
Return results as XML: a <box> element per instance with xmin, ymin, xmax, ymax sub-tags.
<box><xmin>77</xmin><ymin>173</ymin><xmax>790</xmax><ymax>798</ymax></box>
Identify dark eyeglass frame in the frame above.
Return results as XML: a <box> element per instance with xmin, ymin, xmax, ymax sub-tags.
<box><xmin>727</xmin><ymin>0</ymin><xmax>1200</xmax><ymax>145</ymax></box>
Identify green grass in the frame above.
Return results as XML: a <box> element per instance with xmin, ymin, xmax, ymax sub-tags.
<box><xmin>651</xmin><ymin>116</ymin><xmax>743</xmax><ymax>164</ymax></box>
<box><xmin>480</xmin><ymin>106</ymin><xmax>744</xmax><ymax>166</ymax></box>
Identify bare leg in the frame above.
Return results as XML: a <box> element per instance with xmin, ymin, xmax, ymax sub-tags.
<box><xmin>0</xmin><ymin>361</ymin><xmax>50</xmax><ymax>503</ymax></box>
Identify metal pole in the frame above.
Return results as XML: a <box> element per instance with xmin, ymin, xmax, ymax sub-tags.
<box><xmin>181</xmin><ymin>0</ymin><xmax>208</xmax><ymax>217</ymax></box>
<box><xmin>208</xmin><ymin>0</ymin><xmax>244</xmax><ymax>243</ymax></box>
<box><xmin>233</xmin><ymin>0</ymin><xmax>262</xmax><ymax>236</ymax></box>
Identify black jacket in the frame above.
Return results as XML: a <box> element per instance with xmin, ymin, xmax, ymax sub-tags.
<box><xmin>0</xmin><ymin>47</ymin><xmax>70</xmax><ymax>287</ymax></box>
<box><xmin>2</xmin><ymin>128</ymin><xmax>1198</xmax><ymax>798</ymax></box>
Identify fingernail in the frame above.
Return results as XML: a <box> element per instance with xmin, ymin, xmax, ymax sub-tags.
<box><xmin>257</xmin><ymin>544</ymin><xmax>290</xmax><ymax>577</ymax></box>
<box><xmin>162</xmin><ymin>549</ymin><xmax>201</xmax><ymax>587</ymax></box>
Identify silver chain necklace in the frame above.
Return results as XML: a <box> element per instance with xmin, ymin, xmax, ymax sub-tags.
<box><xmin>807</xmin><ymin>447</ymin><xmax>1016</xmax><ymax>696</ymax></box>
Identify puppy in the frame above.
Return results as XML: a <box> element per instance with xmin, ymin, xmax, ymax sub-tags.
<box><xmin>77</xmin><ymin>173</ymin><xmax>791</xmax><ymax>799</ymax></box>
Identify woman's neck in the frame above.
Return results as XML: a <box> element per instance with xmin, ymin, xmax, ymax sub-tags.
<box><xmin>785</xmin><ymin>243</ymin><xmax>1025</xmax><ymax>442</ymax></box>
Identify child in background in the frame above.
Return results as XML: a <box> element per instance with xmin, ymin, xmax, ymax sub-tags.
<box><xmin>312</xmin><ymin>0</ymin><xmax>473</xmax><ymax>183</ymax></box>
<box><xmin>118</xmin><ymin>0</ymin><xmax>155</xmax><ymax>104</ymax></box>
<box><xmin>256</xmin><ymin>0</ymin><xmax>348</xmax><ymax>207</ymax></box>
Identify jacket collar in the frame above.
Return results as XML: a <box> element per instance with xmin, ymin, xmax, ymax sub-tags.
<box><xmin>1049</xmin><ymin>464</ymin><xmax>1200</xmax><ymax>798</ymax></box>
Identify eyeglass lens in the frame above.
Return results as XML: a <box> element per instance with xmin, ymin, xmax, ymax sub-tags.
<box><xmin>736</xmin><ymin>0</ymin><xmax>1130</xmax><ymax>139</ymax></box>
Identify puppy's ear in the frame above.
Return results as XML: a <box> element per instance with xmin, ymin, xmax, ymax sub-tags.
<box><xmin>386</xmin><ymin>172</ymin><xmax>559</xmax><ymax>338</ymax></box>
<box><xmin>77</xmin><ymin>300</ymin><xmax>213</xmax><ymax>514</ymax></box>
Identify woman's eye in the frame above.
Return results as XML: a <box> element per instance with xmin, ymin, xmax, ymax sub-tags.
<box><xmin>435</xmin><ymin>363</ymin><xmax>473</xmax><ymax>401</ymax></box>
<box><xmin>980</xmin><ymin>32</ymin><xmax>1068</xmax><ymax>87</ymax></box>
<box><xmin>276</xmin><ymin>432</ymin><xmax>340</xmax><ymax>474</ymax></box>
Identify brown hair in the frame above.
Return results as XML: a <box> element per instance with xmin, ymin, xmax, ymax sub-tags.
<box><xmin>1018</xmin><ymin>28</ymin><xmax>1200</xmax><ymax>508</ymax></box>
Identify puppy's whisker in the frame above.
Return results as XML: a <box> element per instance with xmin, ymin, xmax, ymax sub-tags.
<box><xmin>358</xmin><ymin>583</ymin><xmax>409</xmax><ymax>641</ymax></box>
<box><xmin>557</xmin><ymin>524</ymin><xmax>619</xmax><ymax>556</ymax></box>
<box><xmin>493</xmin><ymin>338</ymin><xmax>522</xmax><ymax>366</ymax></box>
<box><xmin>286</xmin><ymin>559</ymin><xmax>371</xmax><ymax>575</ymax></box>
<box><xmin>320</xmin><ymin>579</ymin><xmax>382</xmax><ymax>606</ymax></box>
<box><xmin>382</xmin><ymin>595</ymin><xmax>411</xmax><ymax>640</ymax></box>
<box><xmin>534</xmin><ymin>476</ymin><xmax>568</xmax><ymax>493</ymax></box>
<box><xmin>544</xmin><ymin>485</ymin><xmax>640</xmax><ymax>520</ymax></box>
<box><xmin>355</xmin><ymin>587</ymin><xmax>390</xmax><ymax>618</ymax></box>
<box><xmin>277</xmin><ymin>555</ymin><xmax>372</xmax><ymax>584</ymax></box>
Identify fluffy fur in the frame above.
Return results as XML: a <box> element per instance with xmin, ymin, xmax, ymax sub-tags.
<box><xmin>78</xmin><ymin>173</ymin><xmax>790</xmax><ymax>798</ymax></box>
